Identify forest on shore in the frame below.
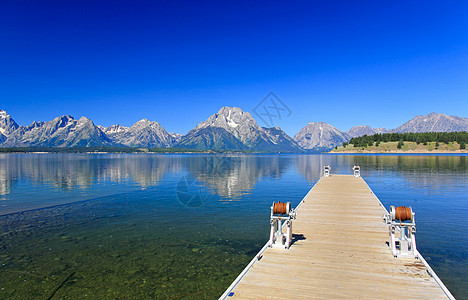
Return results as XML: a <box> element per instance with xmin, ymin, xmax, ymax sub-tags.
<box><xmin>344</xmin><ymin>132</ymin><xmax>467</xmax><ymax>149</ymax></box>
<box><xmin>333</xmin><ymin>132</ymin><xmax>468</xmax><ymax>153</ymax></box>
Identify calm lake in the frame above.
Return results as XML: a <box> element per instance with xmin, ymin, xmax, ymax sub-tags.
<box><xmin>0</xmin><ymin>153</ymin><xmax>467</xmax><ymax>299</ymax></box>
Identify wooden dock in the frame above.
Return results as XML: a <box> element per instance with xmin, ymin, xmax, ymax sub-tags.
<box><xmin>221</xmin><ymin>175</ymin><xmax>454</xmax><ymax>299</ymax></box>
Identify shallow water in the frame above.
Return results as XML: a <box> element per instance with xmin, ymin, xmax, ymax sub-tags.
<box><xmin>0</xmin><ymin>154</ymin><xmax>466</xmax><ymax>298</ymax></box>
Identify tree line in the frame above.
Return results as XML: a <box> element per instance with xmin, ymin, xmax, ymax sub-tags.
<box><xmin>344</xmin><ymin>131</ymin><xmax>468</xmax><ymax>149</ymax></box>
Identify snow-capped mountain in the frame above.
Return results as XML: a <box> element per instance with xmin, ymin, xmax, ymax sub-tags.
<box><xmin>169</xmin><ymin>132</ymin><xmax>183</xmax><ymax>144</ymax></box>
<box><xmin>176</xmin><ymin>107</ymin><xmax>301</xmax><ymax>151</ymax></box>
<box><xmin>0</xmin><ymin>110</ymin><xmax>177</xmax><ymax>148</ymax></box>
<box><xmin>2</xmin><ymin>115</ymin><xmax>113</xmax><ymax>147</ymax></box>
<box><xmin>104</xmin><ymin>119</ymin><xmax>175</xmax><ymax>147</ymax></box>
<box><xmin>373</xmin><ymin>128</ymin><xmax>388</xmax><ymax>134</ymax></box>
<box><xmin>391</xmin><ymin>112</ymin><xmax>468</xmax><ymax>133</ymax></box>
<box><xmin>99</xmin><ymin>124</ymin><xmax>129</xmax><ymax>135</ymax></box>
<box><xmin>294</xmin><ymin>122</ymin><xmax>350</xmax><ymax>151</ymax></box>
<box><xmin>0</xmin><ymin>110</ymin><xmax>19</xmax><ymax>136</ymax></box>
<box><xmin>189</xmin><ymin>107</ymin><xmax>263</xmax><ymax>146</ymax></box>
<box><xmin>262</xmin><ymin>126</ymin><xmax>300</xmax><ymax>151</ymax></box>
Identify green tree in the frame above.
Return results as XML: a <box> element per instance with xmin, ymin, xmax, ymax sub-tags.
<box><xmin>460</xmin><ymin>141</ymin><xmax>466</xmax><ymax>149</ymax></box>
<box><xmin>397</xmin><ymin>141</ymin><xmax>404</xmax><ymax>149</ymax></box>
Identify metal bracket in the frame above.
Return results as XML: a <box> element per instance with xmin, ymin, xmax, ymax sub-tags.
<box><xmin>384</xmin><ymin>206</ymin><xmax>417</xmax><ymax>258</ymax></box>
<box><xmin>269</xmin><ymin>202</ymin><xmax>296</xmax><ymax>249</ymax></box>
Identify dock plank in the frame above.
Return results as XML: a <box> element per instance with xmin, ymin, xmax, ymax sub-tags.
<box><xmin>223</xmin><ymin>175</ymin><xmax>451</xmax><ymax>299</ymax></box>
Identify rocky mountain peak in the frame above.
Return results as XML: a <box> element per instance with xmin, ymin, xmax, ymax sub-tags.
<box><xmin>0</xmin><ymin>109</ymin><xmax>19</xmax><ymax>136</ymax></box>
<box><xmin>196</xmin><ymin>106</ymin><xmax>256</xmax><ymax>131</ymax></box>
<box><xmin>346</xmin><ymin>125</ymin><xmax>378</xmax><ymax>138</ymax></box>
<box><xmin>1</xmin><ymin>113</ymin><xmax>113</xmax><ymax>147</ymax></box>
<box><xmin>60</xmin><ymin>115</ymin><xmax>74</xmax><ymax>120</ymax></box>
<box><xmin>294</xmin><ymin>122</ymin><xmax>349</xmax><ymax>151</ymax></box>
<box><xmin>78</xmin><ymin>116</ymin><xmax>93</xmax><ymax>124</ymax></box>
<box><xmin>28</xmin><ymin>121</ymin><xmax>45</xmax><ymax>129</ymax></box>
<box><xmin>102</xmin><ymin>119</ymin><xmax>174</xmax><ymax>148</ymax></box>
<box><xmin>48</xmin><ymin>115</ymin><xmax>75</xmax><ymax>131</ymax></box>
<box><xmin>54</xmin><ymin>115</ymin><xmax>74</xmax><ymax>124</ymax></box>
<box><xmin>102</xmin><ymin>124</ymin><xmax>128</xmax><ymax>135</ymax></box>
<box><xmin>373</xmin><ymin>128</ymin><xmax>388</xmax><ymax>134</ymax></box>
<box><xmin>132</xmin><ymin>119</ymin><xmax>162</xmax><ymax>129</ymax></box>
<box><xmin>0</xmin><ymin>110</ymin><xmax>10</xmax><ymax>118</ymax></box>
<box><xmin>192</xmin><ymin>106</ymin><xmax>261</xmax><ymax>145</ymax></box>
<box><xmin>169</xmin><ymin>132</ymin><xmax>183</xmax><ymax>143</ymax></box>
<box><xmin>217</xmin><ymin>106</ymin><xmax>248</xmax><ymax>116</ymax></box>
<box><xmin>177</xmin><ymin>106</ymin><xmax>300</xmax><ymax>151</ymax></box>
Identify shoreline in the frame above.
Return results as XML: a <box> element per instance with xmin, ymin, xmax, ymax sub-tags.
<box><xmin>330</xmin><ymin>149</ymin><xmax>468</xmax><ymax>154</ymax></box>
<box><xmin>332</xmin><ymin>141</ymin><xmax>468</xmax><ymax>154</ymax></box>
<box><xmin>0</xmin><ymin>150</ymin><xmax>304</xmax><ymax>155</ymax></box>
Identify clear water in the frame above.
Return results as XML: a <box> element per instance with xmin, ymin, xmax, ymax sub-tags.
<box><xmin>0</xmin><ymin>154</ymin><xmax>466</xmax><ymax>299</ymax></box>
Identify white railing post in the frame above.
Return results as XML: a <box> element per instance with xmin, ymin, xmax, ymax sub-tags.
<box><xmin>353</xmin><ymin>165</ymin><xmax>360</xmax><ymax>177</ymax></box>
<box><xmin>324</xmin><ymin>165</ymin><xmax>330</xmax><ymax>177</ymax></box>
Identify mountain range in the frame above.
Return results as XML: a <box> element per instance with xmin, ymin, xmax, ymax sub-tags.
<box><xmin>98</xmin><ymin>119</ymin><xmax>178</xmax><ymax>148</ymax></box>
<box><xmin>345</xmin><ymin>113</ymin><xmax>468</xmax><ymax>138</ymax></box>
<box><xmin>1</xmin><ymin>109</ymin><xmax>467</xmax><ymax>152</ymax></box>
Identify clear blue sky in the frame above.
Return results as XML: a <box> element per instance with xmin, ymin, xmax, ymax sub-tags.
<box><xmin>1</xmin><ymin>1</ymin><xmax>467</xmax><ymax>135</ymax></box>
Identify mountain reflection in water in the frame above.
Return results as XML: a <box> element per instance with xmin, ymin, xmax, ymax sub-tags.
<box><xmin>0</xmin><ymin>153</ymin><xmax>466</xmax><ymax>298</ymax></box>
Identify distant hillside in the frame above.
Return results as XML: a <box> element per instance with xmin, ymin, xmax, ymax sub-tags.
<box><xmin>346</xmin><ymin>113</ymin><xmax>468</xmax><ymax>138</ymax></box>
<box><xmin>392</xmin><ymin>113</ymin><xmax>468</xmax><ymax>133</ymax></box>
<box><xmin>345</xmin><ymin>113</ymin><xmax>468</xmax><ymax>139</ymax></box>
<box><xmin>346</xmin><ymin>125</ymin><xmax>388</xmax><ymax>138</ymax></box>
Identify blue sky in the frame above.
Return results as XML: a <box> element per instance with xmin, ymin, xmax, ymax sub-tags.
<box><xmin>1</xmin><ymin>1</ymin><xmax>467</xmax><ymax>135</ymax></box>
